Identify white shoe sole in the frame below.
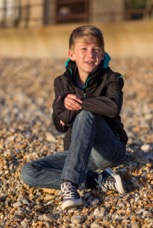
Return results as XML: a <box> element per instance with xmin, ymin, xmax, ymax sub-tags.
<box><xmin>105</xmin><ymin>168</ymin><xmax>125</xmax><ymax>194</ymax></box>
<box><xmin>62</xmin><ymin>198</ymin><xmax>83</xmax><ymax>210</ymax></box>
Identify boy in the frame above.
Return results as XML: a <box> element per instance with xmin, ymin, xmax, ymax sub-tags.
<box><xmin>21</xmin><ymin>25</ymin><xmax>128</xmax><ymax>210</ymax></box>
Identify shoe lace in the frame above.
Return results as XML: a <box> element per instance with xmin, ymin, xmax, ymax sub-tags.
<box><xmin>61</xmin><ymin>182</ymin><xmax>78</xmax><ymax>200</ymax></box>
<box><xmin>95</xmin><ymin>174</ymin><xmax>116</xmax><ymax>192</ymax></box>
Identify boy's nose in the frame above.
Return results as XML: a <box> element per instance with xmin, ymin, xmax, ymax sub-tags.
<box><xmin>87</xmin><ymin>49</ymin><xmax>94</xmax><ymax>57</ymax></box>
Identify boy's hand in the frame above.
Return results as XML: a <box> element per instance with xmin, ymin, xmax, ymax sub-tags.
<box><xmin>60</xmin><ymin>120</ymin><xmax>65</xmax><ymax>126</ymax></box>
<box><xmin>64</xmin><ymin>94</ymin><xmax>82</xmax><ymax>110</ymax></box>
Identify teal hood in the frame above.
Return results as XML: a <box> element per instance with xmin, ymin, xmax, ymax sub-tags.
<box><xmin>102</xmin><ymin>52</ymin><xmax>111</xmax><ymax>69</ymax></box>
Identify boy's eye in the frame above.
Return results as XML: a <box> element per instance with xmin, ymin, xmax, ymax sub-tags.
<box><xmin>81</xmin><ymin>47</ymin><xmax>87</xmax><ymax>50</ymax></box>
<box><xmin>94</xmin><ymin>48</ymin><xmax>101</xmax><ymax>52</ymax></box>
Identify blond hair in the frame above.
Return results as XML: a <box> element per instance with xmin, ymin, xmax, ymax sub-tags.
<box><xmin>69</xmin><ymin>25</ymin><xmax>105</xmax><ymax>52</ymax></box>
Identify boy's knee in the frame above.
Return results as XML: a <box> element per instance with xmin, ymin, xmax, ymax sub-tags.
<box><xmin>77</xmin><ymin>110</ymin><xmax>94</xmax><ymax>121</ymax></box>
<box><xmin>21</xmin><ymin>162</ymin><xmax>35</xmax><ymax>186</ymax></box>
<box><xmin>74</xmin><ymin>111</ymin><xmax>95</xmax><ymax>127</ymax></box>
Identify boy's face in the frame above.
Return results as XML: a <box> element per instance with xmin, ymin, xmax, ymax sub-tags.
<box><xmin>68</xmin><ymin>37</ymin><xmax>103</xmax><ymax>79</ymax></box>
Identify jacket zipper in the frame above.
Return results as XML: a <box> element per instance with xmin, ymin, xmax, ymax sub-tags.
<box><xmin>83</xmin><ymin>89</ymin><xmax>86</xmax><ymax>99</ymax></box>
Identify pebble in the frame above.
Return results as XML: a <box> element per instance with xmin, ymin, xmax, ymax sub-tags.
<box><xmin>93</xmin><ymin>207</ymin><xmax>106</xmax><ymax>217</ymax></box>
<box><xmin>45</xmin><ymin>132</ymin><xmax>56</xmax><ymax>142</ymax></box>
<box><xmin>21</xmin><ymin>197</ymin><xmax>30</xmax><ymax>205</ymax></box>
<box><xmin>13</xmin><ymin>200</ymin><xmax>23</xmax><ymax>208</ymax></box>
<box><xmin>71</xmin><ymin>215</ymin><xmax>86</xmax><ymax>224</ymax></box>
<box><xmin>90</xmin><ymin>222</ymin><xmax>101</xmax><ymax>228</ymax></box>
<box><xmin>42</xmin><ymin>214</ymin><xmax>56</xmax><ymax>222</ymax></box>
<box><xmin>0</xmin><ymin>57</ymin><xmax>153</xmax><ymax>227</ymax></box>
<box><xmin>89</xmin><ymin>198</ymin><xmax>100</xmax><ymax>206</ymax></box>
<box><xmin>141</xmin><ymin>144</ymin><xmax>151</xmax><ymax>152</ymax></box>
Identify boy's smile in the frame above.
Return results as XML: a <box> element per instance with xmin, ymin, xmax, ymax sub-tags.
<box><xmin>68</xmin><ymin>38</ymin><xmax>103</xmax><ymax>83</ymax></box>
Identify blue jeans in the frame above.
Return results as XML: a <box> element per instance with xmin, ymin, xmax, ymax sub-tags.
<box><xmin>21</xmin><ymin>111</ymin><xmax>126</xmax><ymax>189</ymax></box>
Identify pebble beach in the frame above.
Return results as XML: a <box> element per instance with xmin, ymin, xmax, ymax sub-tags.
<box><xmin>0</xmin><ymin>57</ymin><xmax>153</xmax><ymax>228</ymax></box>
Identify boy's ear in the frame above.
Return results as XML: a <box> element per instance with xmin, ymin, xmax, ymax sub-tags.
<box><xmin>68</xmin><ymin>49</ymin><xmax>75</xmax><ymax>61</ymax></box>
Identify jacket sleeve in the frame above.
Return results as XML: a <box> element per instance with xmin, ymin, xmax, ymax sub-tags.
<box><xmin>82</xmin><ymin>77</ymin><xmax>124</xmax><ymax>118</ymax></box>
<box><xmin>52</xmin><ymin>76</ymin><xmax>79</xmax><ymax>133</ymax></box>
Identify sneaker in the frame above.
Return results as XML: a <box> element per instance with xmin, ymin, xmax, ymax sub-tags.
<box><xmin>95</xmin><ymin>168</ymin><xmax>125</xmax><ymax>194</ymax></box>
<box><xmin>60</xmin><ymin>181</ymin><xmax>83</xmax><ymax>210</ymax></box>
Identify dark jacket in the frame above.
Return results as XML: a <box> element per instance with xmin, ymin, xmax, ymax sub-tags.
<box><xmin>52</xmin><ymin>54</ymin><xmax>128</xmax><ymax>150</ymax></box>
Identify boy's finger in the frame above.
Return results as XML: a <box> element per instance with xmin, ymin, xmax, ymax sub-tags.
<box><xmin>67</xmin><ymin>94</ymin><xmax>83</xmax><ymax>103</ymax></box>
<box><xmin>65</xmin><ymin>99</ymin><xmax>82</xmax><ymax>110</ymax></box>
